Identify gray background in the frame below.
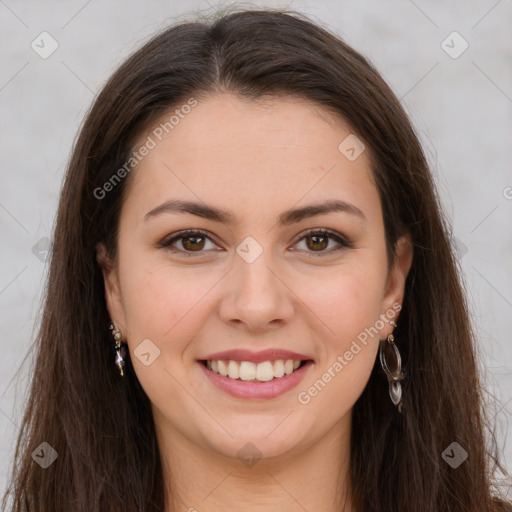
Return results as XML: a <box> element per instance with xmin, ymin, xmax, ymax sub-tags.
<box><xmin>1</xmin><ymin>0</ymin><xmax>511</xmax><ymax>500</ymax></box>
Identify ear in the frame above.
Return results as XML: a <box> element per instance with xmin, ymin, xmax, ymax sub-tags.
<box><xmin>379</xmin><ymin>234</ymin><xmax>413</xmax><ymax>337</ymax></box>
<box><xmin>96</xmin><ymin>242</ymin><xmax>127</xmax><ymax>334</ymax></box>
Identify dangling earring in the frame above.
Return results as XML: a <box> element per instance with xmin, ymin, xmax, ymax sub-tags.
<box><xmin>379</xmin><ymin>319</ymin><xmax>406</xmax><ymax>412</ymax></box>
<box><xmin>110</xmin><ymin>323</ymin><xmax>127</xmax><ymax>377</ymax></box>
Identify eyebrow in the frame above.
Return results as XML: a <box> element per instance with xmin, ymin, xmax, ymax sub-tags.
<box><xmin>144</xmin><ymin>199</ymin><xmax>366</xmax><ymax>225</ymax></box>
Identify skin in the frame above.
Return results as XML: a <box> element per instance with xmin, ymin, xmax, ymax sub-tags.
<box><xmin>97</xmin><ymin>93</ymin><xmax>413</xmax><ymax>512</ymax></box>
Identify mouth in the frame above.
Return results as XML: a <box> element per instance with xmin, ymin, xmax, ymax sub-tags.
<box><xmin>200</xmin><ymin>358</ymin><xmax>309</xmax><ymax>382</ymax></box>
<box><xmin>197</xmin><ymin>350</ymin><xmax>314</xmax><ymax>399</ymax></box>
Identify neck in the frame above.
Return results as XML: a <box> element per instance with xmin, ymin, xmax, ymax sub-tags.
<box><xmin>155</xmin><ymin>411</ymin><xmax>355</xmax><ymax>512</ymax></box>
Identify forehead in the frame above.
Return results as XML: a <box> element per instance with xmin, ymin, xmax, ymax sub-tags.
<box><xmin>122</xmin><ymin>93</ymin><xmax>379</xmax><ymax>226</ymax></box>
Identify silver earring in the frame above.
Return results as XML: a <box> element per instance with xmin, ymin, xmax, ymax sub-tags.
<box><xmin>110</xmin><ymin>323</ymin><xmax>127</xmax><ymax>377</ymax></box>
<box><xmin>379</xmin><ymin>320</ymin><xmax>405</xmax><ymax>412</ymax></box>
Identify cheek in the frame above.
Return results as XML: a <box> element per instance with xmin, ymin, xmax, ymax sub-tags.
<box><xmin>296</xmin><ymin>267</ymin><xmax>383</xmax><ymax>415</ymax></box>
<box><xmin>116</xmin><ymin>251</ymin><xmax>196</xmax><ymax>349</ymax></box>
<box><xmin>117</xmin><ymin>260</ymin><xmax>202</xmax><ymax>402</ymax></box>
<box><xmin>117</xmin><ymin>253</ymin><xmax>235</xmax><ymax>376</ymax></box>
<box><xmin>298</xmin><ymin>261</ymin><xmax>387</xmax><ymax>345</ymax></box>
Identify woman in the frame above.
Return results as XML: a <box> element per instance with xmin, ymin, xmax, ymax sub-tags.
<box><xmin>2</xmin><ymin>8</ymin><xmax>510</xmax><ymax>512</ymax></box>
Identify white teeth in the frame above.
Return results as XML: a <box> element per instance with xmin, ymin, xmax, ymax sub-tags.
<box><xmin>205</xmin><ymin>358</ymin><xmax>305</xmax><ymax>381</ymax></box>
<box><xmin>284</xmin><ymin>359</ymin><xmax>294</xmax><ymax>375</ymax></box>
<box><xmin>227</xmin><ymin>360</ymin><xmax>239</xmax><ymax>379</ymax></box>
<box><xmin>256</xmin><ymin>361</ymin><xmax>275</xmax><ymax>381</ymax></box>
<box><xmin>273</xmin><ymin>359</ymin><xmax>285</xmax><ymax>378</ymax></box>
<box><xmin>218</xmin><ymin>360</ymin><xmax>228</xmax><ymax>377</ymax></box>
<box><xmin>239</xmin><ymin>361</ymin><xmax>256</xmax><ymax>381</ymax></box>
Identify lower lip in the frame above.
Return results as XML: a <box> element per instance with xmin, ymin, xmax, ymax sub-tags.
<box><xmin>198</xmin><ymin>360</ymin><xmax>314</xmax><ymax>399</ymax></box>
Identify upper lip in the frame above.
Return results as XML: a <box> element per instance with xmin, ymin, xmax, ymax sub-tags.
<box><xmin>200</xmin><ymin>349</ymin><xmax>313</xmax><ymax>364</ymax></box>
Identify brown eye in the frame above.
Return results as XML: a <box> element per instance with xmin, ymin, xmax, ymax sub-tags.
<box><xmin>181</xmin><ymin>234</ymin><xmax>206</xmax><ymax>251</ymax></box>
<box><xmin>160</xmin><ymin>228</ymin><xmax>351</xmax><ymax>258</ymax></box>
<box><xmin>160</xmin><ymin>230</ymin><xmax>218</xmax><ymax>256</ymax></box>
<box><xmin>294</xmin><ymin>229</ymin><xmax>351</xmax><ymax>256</ymax></box>
<box><xmin>305</xmin><ymin>233</ymin><xmax>329</xmax><ymax>251</ymax></box>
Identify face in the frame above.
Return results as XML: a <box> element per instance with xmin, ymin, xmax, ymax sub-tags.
<box><xmin>97</xmin><ymin>93</ymin><xmax>412</xmax><ymax>464</ymax></box>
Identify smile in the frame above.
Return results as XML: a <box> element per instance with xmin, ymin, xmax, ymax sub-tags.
<box><xmin>198</xmin><ymin>353</ymin><xmax>314</xmax><ymax>400</ymax></box>
<box><xmin>203</xmin><ymin>359</ymin><xmax>304</xmax><ymax>381</ymax></box>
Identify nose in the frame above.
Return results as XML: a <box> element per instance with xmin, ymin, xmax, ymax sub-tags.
<box><xmin>218</xmin><ymin>250</ymin><xmax>295</xmax><ymax>333</ymax></box>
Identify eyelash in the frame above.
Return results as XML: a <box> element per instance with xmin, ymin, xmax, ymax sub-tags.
<box><xmin>159</xmin><ymin>228</ymin><xmax>352</xmax><ymax>258</ymax></box>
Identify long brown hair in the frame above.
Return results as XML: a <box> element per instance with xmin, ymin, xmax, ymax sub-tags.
<box><xmin>2</xmin><ymin>8</ymin><xmax>510</xmax><ymax>512</ymax></box>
